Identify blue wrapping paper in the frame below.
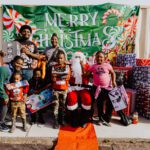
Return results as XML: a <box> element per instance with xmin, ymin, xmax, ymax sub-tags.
<box><xmin>116</xmin><ymin>53</ymin><xmax>136</xmax><ymax>67</ymax></box>
<box><xmin>131</xmin><ymin>66</ymin><xmax>150</xmax><ymax>88</ymax></box>
<box><xmin>134</xmin><ymin>81</ymin><xmax>150</xmax><ymax>119</ymax></box>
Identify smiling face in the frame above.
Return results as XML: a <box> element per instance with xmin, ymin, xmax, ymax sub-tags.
<box><xmin>57</xmin><ymin>53</ymin><xmax>65</xmax><ymax>65</ymax></box>
<box><xmin>13</xmin><ymin>74</ymin><xmax>22</xmax><ymax>83</ymax></box>
<box><xmin>95</xmin><ymin>52</ymin><xmax>105</xmax><ymax>64</ymax></box>
<box><xmin>13</xmin><ymin>59</ymin><xmax>24</xmax><ymax>71</ymax></box>
<box><xmin>33</xmin><ymin>70</ymin><xmax>42</xmax><ymax>81</ymax></box>
<box><xmin>21</xmin><ymin>28</ymin><xmax>31</xmax><ymax>40</ymax></box>
<box><xmin>51</xmin><ymin>36</ymin><xmax>58</xmax><ymax>48</ymax></box>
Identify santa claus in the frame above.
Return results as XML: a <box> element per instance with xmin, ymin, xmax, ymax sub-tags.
<box><xmin>67</xmin><ymin>51</ymin><xmax>92</xmax><ymax>127</ymax></box>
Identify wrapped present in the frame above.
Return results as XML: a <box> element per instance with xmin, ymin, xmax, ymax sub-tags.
<box><xmin>116</xmin><ymin>53</ymin><xmax>136</xmax><ymax>67</ymax></box>
<box><xmin>5</xmin><ymin>80</ymin><xmax>29</xmax><ymax>90</ymax></box>
<box><xmin>131</xmin><ymin>66</ymin><xmax>150</xmax><ymax>88</ymax></box>
<box><xmin>26</xmin><ymin>89</ymin><xmax>53</xmax><ymax>113</ymax></box>
<box><xmin>134</xmin><ymin>81</ymin><xmax>150</xmax><ymax>119</ymax></box>
<box><xmin>126</xmin><ymin>88</ymin><xmax>136</xmax><ymax>114</ymax></box>
<box><xmin>135</xmin><ymin>81</ymin><xmax>150</xmax><ymax>92</ymax></box>
<box><xmin>113</xmin><ymin>66</ymin><xmax>133</xmax><ymax>87</ymax></box>
<box><xmin>136</xmin><ymin>58</ymin><xmax>150</xmax><ymax>66</ymax></box>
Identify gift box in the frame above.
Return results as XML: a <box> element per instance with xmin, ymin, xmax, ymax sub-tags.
<box><xmin>136</xmin><ymin>58</ymin><xmax>150</xmax><ymax>66</ymax></box>
<box><xmin>113</xmin><ymin>66</ymin><xmax>133</xmax><ymax>87</ymax></box>
<box><xmin>125</xmin><ymin>88</ymin><xmax>136</xmax><ymax>114</ymax></box>
<box><xmin>135</xmin><ymin>81</ymin><xmax>150</xmax><ymax>119</ymax></box>
<box><xmin>26</xmin><ymin>89</ymin><xmax>53</xmax><ymax>113</ymax></box>
<box><xmin>116</xmin><ymin>53</ymin><xmax>136</xmax><ymax>67</ymax></box>
<box><xmin>131</xmin><ymin>66</ymin><xmax>150</xmax><ymax>88</ymax></box>
<box><xmin>5</xmin><ymin>80</ymin><xmax>29</xmax><ymax>90</ymax></box>
<box><xmin>112</xmin><ymin>89</ymin><xmax>131</xmax><ymax>116</ymax></box>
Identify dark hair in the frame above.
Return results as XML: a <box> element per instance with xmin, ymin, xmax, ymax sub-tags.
<box><xmin>0</xmin><ymin>50</ymin><xmax>6</xmax><ymax>57</ymax></box>
<box><xmin>33</xmin><ymin>68</ymin><xmax>42</xmax><ymax>75</ymax></box>
<box><xmin>12</xmin><ymin>71</ymin><xmax>22</xmax><ymax>80</ymax></box>
<box><xmin>19</xmin><ymin>25</ymin><xmax>32</xmax><ymax>33</ymax></box>
<box><xmin>95</xmin><ymin>51</ymin><xmax>105</xmax><ymax>57</ymax></box>
<box><xmin>56</xmin><ymin>51</ymin><xmax>66</xmax><ymax>60</ymax></box>
<box><xmin>51</xmin><ymin>33</ymin><xmax>58</xmax><ymax>39</ymax></box>
<box><xmin>11</xmin><ymin>56</ymin><xmax>24</xmax><ymax>64</ymax></box>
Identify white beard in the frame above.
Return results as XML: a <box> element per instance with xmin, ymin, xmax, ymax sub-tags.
<box><xmin>72</xmin><ymin>58</ymin><xmax>82</xmax><ymax>84</ymax></box>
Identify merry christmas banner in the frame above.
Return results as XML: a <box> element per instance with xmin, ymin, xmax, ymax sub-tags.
<box><xmin>2</xmin><ymin>3</ymin><xmax>140</xmax><ymax>60</ymax></box>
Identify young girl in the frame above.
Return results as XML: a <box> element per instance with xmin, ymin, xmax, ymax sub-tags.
<box><xmin>28</xmin><ymin>68</ymin><xmax>45</xmax><ymax>124</ymax></box>
<box><xmin>89</xmin><ymin>51</ymin><xmax>117</xmax><ymax>126</ymax></box>
<box><xmin>6</xmin><ymin>72</ymin><xmax>29</xmax><ymax>132</ymax></box>
<box><xmin>50</xmin><ymin>51</ymin><xmax>71</xmax><ymax>129</ymax></box>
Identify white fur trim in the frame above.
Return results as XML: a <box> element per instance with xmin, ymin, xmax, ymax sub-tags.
<box><xmin>56</xmin><ymin>80</ymin><xmax>66</xmax><ymax>85</ymax></box>
<box><xmin>67</xmin><ymin>103</ymin><xmax>78</xmax><ymax>110</ymax></box>
<box><xmin>81</xmin><ymin>104</ymin><xmax>91</xmax><ymax>110</ymax></box>
<box><xmin>68</xmin><ymin>86</ymin><xmax>85</xmax><ymax>93</ymax></box>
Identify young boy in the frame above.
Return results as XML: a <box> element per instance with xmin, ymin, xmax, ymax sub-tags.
<box><xmin>29</xmin><ymin>68</ymin><xmax>46</xmax><ymax>124</ymax></box>
<box><xmin>50</xmin><ymin>51</ymin><xmax>71</xmax><ymax>129</ymax></box>
<box><xmin>6</xmin><ymin>72</ymin><xmax>29</xmax><ymax>132</ymax></box>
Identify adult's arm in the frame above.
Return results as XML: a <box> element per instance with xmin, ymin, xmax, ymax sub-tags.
<box><xmin>21</xmin><ymin>46</ymin><xmax>40</xmax><ymax>60</ymax></box>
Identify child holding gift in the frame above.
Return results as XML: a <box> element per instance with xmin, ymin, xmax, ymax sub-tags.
<box><xmin>28</xmin><ymin>68</ymin><xmax>46</xmax><ymax>124</ymax></box>
<box><xmin>50</xmin><ymin>51</ymin><xmax>71</xmax><ymax>129</ymax></box>
<box><xmin>6</xmin><ymin>72</ymin><xmax>29</xmax><ymax>132</ymax></box>
<box><xmin>88</xmin><ymin>51</ymin><xmax>131</xmax><ymax>126</ymax></box>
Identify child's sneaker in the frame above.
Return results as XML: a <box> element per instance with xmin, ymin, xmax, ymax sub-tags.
<box><xmin>0</xmin><ymin>123</ymin><xmax>10</xmax><ymax>132</ymax></box>
<box><xmin>100</xmin><ymin>117</ymin><xmax>111</xmax><ymax>127</ymax></box>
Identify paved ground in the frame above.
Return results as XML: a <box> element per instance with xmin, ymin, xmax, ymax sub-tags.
<box><xmin>0</xmin><ymin>112</ymin><xmax>150</xmax><ymax>150</ymax></box>
<box><xmin>1</xmin><ymin>115</ymin><xmax>150</xmax><ymax>139</ymax></box>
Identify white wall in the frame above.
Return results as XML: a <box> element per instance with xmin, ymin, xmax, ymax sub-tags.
<box><xmin>0</xmin><ymin>7</ymin><xmax>2</xmax><ymax>49</ymax></box>
<box><xmin>1</xmin><ymin>0</ymin><xmax>150</xmax><ymax>6</ymax></box>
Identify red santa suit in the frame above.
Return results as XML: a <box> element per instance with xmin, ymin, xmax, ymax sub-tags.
<box><xmin>67</xmin><ymin>52</ymin><xmax>92</xmax><ymax>127</ymax></box>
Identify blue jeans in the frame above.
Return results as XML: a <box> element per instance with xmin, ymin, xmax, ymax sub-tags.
<box><xmin>22</xmin><ymin>69</ymin><xmax>33</xmax><ymax>81</ymax></box>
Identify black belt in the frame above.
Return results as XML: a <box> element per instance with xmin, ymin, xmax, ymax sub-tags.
<box><xmin>70</xmin><ymin>84</ymin><xmax>91</xmax><ymax>88</ymax></box>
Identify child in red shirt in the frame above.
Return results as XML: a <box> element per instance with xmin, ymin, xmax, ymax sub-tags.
<box><xmin>6</xmin><ymin>72</ymin><xmax>29</xmax><ymax>132</ymax></box>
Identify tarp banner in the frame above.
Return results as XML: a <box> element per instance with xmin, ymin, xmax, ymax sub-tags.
<box><xmin>2</xmin><ymin>3</ymin><xmax>140</xmax><ymax>60</ymax></box>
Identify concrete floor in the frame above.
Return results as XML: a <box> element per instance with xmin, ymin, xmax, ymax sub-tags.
<box><xmin>0</xmin><ymin>115</ymin><xmax>150</xmax><ymax>139</ymax></box>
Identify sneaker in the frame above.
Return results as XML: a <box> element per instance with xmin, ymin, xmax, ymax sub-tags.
<box><xmin>53</xmin><ymin>121</ymin><xmax>59</xmax><ymax>129</ymax></box>
<box><xmin>0</xmin><ymin>123</ymin><xmax>10</xmax><ymax>132</ymax></box>
<box><xmin>100</xmin><ymin>117</ymin><xmax>111</xmax><ymax>127</ymax></box>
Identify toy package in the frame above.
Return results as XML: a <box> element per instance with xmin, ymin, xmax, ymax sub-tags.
<box><xmin>108</xmin><ymin>85</ymin><xmax>128</xmax><ymax>111</ymax></box>
<box><xmin>5</xmin><ymin>80</ymin><xmax>29</xmax><ymax>90</ymax></box>
<box><xmin>2</xmin><ymin>41</ymin><xmax>21</xmax><ymax>63</ymax></box>
<box><xmin>26</xmin><ymin>89</ymin><xmax>53</xmax><ymax>113</ymax></box>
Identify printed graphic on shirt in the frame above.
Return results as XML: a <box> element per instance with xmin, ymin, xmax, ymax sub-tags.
<box><xmin>52</xmin><ymin>65</ymin><xmax>70</xmax><ymax>75</ymax></box>
<box><xmin>95</xmin><ymin>66</ymin><xmax>105</xmax><ymax>75</ymax></box>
